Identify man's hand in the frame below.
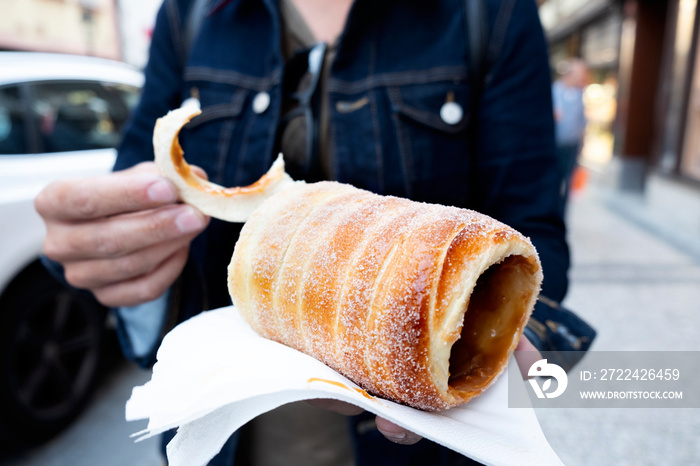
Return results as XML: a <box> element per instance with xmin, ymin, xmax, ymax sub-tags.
<box><xmin>514</xmin><ymin>334</ymin><xmax>542</xmax><ymax>378</ymax></box>
<box><xmin>35</xmin><ymin>162</ymin><xmax>209</xmax><ymax>307</ymax></box>
<box><xmin>305</xmin><ymin>399</ymin><xmax>422</xmax><ymax>445</ymax></box>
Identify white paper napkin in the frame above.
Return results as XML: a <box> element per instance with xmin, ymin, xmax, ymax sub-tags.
<box><xmin>126</xmin><ymin>306</ymin><xmax>563</xmax><ymax>466</ymax></box>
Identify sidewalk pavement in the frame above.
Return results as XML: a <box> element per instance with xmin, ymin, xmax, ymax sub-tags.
<box><xmin>535</xmin><ymin>175</ymin><xmax>700</xmax><ymax>465</ymax></box>
<box><xmin>1</xmin><ymin>361</ymin><xmax>162</xmax><ymax>466</ymax></box>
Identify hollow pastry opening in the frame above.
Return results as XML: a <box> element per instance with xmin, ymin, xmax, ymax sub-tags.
<box><xmin>448</xmin><ymin>255</ymin><xmax>538</xmax><ymax>392</ymax></box>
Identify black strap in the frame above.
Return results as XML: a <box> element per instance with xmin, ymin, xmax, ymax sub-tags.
<box><xmin>465</xmin><ymin>0</ymin><xmax>489</xmax><ymax>207</ymax></box>
<box><xmin>184</xmin><ymin>0</ymin><xmax>214</xmax><ymax>59</ymax></box>
<box><xmin>466</xmin><ymin>0</ymin><xmax>488</xmax><ymax>86</ymax></box>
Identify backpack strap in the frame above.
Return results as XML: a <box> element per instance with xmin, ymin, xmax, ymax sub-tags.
<box><xmin>183</xmin><ymin>0</ymin><xmax>215</xmax><ymax>60</ymax></box>
<box><xmin>465</xmin><ymin>0</ymin><xmax>489</xmax><ymax>207</ymax></box>
<box><xmin>466</xmin><ymin>0</ymin><xmax>488</xmax><ymax>91</ymax></box>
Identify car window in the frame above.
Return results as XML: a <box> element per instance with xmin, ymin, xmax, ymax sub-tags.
<box><xmin>29</xmin><ymin>81</ymin><xmax>139</xmax><ymax>153</ymax></box>
<box><xmin>114</xmin><ymin>83</ymin><xmax>141</xmax><ymax>112</ymax></box>
<box><xmin>0</xmin><ymin>86</ymin><xmax>28</xmax><ymax>155</ymax></box>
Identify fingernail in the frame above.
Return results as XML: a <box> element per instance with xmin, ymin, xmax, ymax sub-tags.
<box><xmin>148</xmin><ymin>180</ymin><xmax>177</xmax><ymax>203</ymax></box>
<box><xmin>383</xmin><ymin>431</ymin><xmax>407</xmax><ymax>443</ymax></box>
<box><xmin>175</xmin><ymin>206</ymin><xmax>204</xmax><ymax>233</ymax></box>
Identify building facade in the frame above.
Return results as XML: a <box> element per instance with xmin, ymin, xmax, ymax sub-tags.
<box><xmin>0</xmin><ymin>0</ymin><xmax>161</xmax><ymax>67</ymax></box>
<box><xmin>540</xmin><ymin>0</ymin><xmax>700</xmax><ymax>234</ymax></box>
<box><xmin>0</xmin><ymin>0</ymin><xmax>122</xmax><ymax>59</ymax></box>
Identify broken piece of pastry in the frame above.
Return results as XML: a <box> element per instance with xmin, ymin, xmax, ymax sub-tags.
<box><xmin>153</xmin><ymin>106</ymin><xmax>296</xmax><ymax>222</ymax></box>
<box><xmin>154</xmin><ymin>106</ymin><xmax>542</xmax><ymax>411</ymax></box>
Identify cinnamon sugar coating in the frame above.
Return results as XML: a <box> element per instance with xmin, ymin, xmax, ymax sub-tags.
<box><xmin>228</xmin><ymin>182</ymin><xmax>542</xmax><ymax>411</ymax></box>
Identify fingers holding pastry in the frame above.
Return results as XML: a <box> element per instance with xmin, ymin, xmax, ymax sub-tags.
<box><xmin>35</xmin><ymin>162</ymin><xmax>178</xmax><ymax>223</ymax></box>
<box><xmin>375</xmin><ymin>417</ymin><xmax>423</xmax><ymax>445</ymax></box>
<box><xmin>305</xmin><ymin>400</ymin><xmax>421</xmax><ymax>445</ymax></box>
<box><xmin>62</xmin><ymin>230</ymin><xmax>197</xmax><ymax>290</ymax></box>
<box><xmin>36</xmin><ymin>156</ymin><xmax>211</xmax><ymax>307</ymax></box>
<box><xmin>91</xmin><ymin>246</ymin><xmax>191</xmax><ymax>307</ymax></box>
<box><xmin>514</xmin><ymin>335</ymin><xmax>542</xmax><ymax>379</ymax></box>
<box><xmin>44</xmin><ymin>203</ymin><xmax>207</xmax><ymax>263</ymax></box>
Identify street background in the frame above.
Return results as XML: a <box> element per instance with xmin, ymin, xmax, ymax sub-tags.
<box><xmin>537</xmin><ymin>172</ymin><xmax>700</xmax><ymax>465</ymax></box>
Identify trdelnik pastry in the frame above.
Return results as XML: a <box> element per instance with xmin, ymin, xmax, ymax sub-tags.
<box><xmin>154</xmin><ymin>105</ymin><xmax>542</xmax><ymax>411</ymax></box>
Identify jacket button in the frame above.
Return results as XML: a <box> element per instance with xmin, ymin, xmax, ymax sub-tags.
<box><xmin>440</xmin><ymin>101</ymin><xmax>463</xmax><ymax>125</ymax></box>
<box><xmin>252</xmin><ymin>92</ymin><xmax>270</xmax><ymax>114</ymax></box>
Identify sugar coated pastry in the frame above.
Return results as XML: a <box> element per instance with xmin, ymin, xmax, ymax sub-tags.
<box><xmin>154</xmin><ymin>106</ymin><xmax>542</xmax><ymax>411</ymax></box>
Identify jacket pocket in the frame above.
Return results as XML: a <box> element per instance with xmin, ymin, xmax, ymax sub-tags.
<box><xmin>188</xmin><ymin>85</ymin><xmax>249</xmax><ymax>127</ymax></box>
<box><xmin>179</xmin><ymin>84</ymin><xmax>249</xmax><ymax>185</ymax></box>
<box><xmin>387</xmin><ymin>80</ymin><xmax>471</xmax><ymax>204</ymax></box>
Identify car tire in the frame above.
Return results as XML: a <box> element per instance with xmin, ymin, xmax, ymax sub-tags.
<box><xmin>0</xmin><ymin>261</ymin><xmax>108</xmax><ymax>448</ymax></box>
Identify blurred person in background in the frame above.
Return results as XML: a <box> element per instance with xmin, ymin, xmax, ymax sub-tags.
<box><xmin>35</xmin><ymin>0</ymin><xmax>569</xmax><ymax>464</ymax></box>
<box><xmin>552</xmin><ymin>58</ymin><xmax>589</xmax><ymax>215</ymax></box>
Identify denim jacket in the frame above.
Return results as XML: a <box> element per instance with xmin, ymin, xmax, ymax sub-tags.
<box><xmin>115</xmin><ymin>0</ymin><xmax>568</xmax><ymax>463</ymax></box>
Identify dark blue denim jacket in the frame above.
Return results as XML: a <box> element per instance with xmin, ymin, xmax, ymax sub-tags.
<box><xmin>115</xmin><ymin>0</ymin><xmax>568</xmax><ymax>464</ymax></box>
<box><xmin>118</xmin><ymin>0</ymin><xmax>568</xmax><ymax>305</ymax></box>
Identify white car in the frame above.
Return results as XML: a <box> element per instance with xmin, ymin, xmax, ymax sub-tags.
<box><xmin>0</xmin><ymin>52</ymin><xmax>143</xmax><ymax>446</ymax></box>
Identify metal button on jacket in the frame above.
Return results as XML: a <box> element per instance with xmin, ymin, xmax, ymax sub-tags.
<box><xmin>252</xmin><ymin>91</ymin><xmax>270</xmax><ymax>114</ymax></box>
<box><xmin>440</xmin><ymin>101</ymin><xmax>463</xmax><ymax>125</ymax></box>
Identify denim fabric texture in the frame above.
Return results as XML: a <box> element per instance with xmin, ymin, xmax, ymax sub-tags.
<box><xmin>114</xmin><ymin>0</ymin><xmax>569</xmax><ymax>464</ymax></box>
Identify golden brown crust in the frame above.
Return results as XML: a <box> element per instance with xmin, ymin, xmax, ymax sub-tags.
<box><xmin>153</xmin><ymin>106</ymin><xmax>297</xmax><ymax>223</ymax></box>
<box><xmin>228</xmin><ymin>182</ymin><xmax>542</xmax><ymax>411</ymax></box>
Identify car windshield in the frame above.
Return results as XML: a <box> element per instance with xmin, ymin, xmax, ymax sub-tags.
<box><xmin>0</xmin><ymin>80</ymin><xmax>140</xmax><ymax>155</ymax></box>
<box><xmin>0</xmin><ymin>86</ymin><xmax>26</xmax><ymax>154</ymax></box>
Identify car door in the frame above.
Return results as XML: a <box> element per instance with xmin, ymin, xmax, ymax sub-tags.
<box><xmin>0</xmin><ymin>77</ymin><xmax>140</xmax><ymax>447</ymax></box>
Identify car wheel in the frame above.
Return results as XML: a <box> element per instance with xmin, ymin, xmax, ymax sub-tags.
<box><xmin>0</xmin><ymin>261</ymin><xmax>108</xmax><ymax>447</ymax></box>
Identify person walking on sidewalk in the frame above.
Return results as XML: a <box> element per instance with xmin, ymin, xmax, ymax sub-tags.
<box><xmin>552</xmin><ymin>58</ymin><xmax>589</xmax><ymax>214</ymax></box>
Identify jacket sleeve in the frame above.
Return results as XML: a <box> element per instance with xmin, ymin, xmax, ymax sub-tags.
<box><xmin>115</xmin><ymin>0</ymin><xmax>188</xmax><ymax>171</ymax></box>
<box><xmin>476</xmin><ymin>0</ymin><xmax>569</xmax><ymax>302</ymax></box>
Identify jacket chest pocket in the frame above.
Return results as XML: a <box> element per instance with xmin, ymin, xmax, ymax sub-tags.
<box><xmin>179</xmin><ymin>84</ymin><xmax>249</xmax><ymax>185</ymax></box>
<box><xmin>386</xmin><ymin>80</ymin><xmax>471</xmax><ymax>204</ymax></box>
<box><xmin>179</xmin><ymin>82</ymin><xmax>278</xmax><ymax>187</ymax></box>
